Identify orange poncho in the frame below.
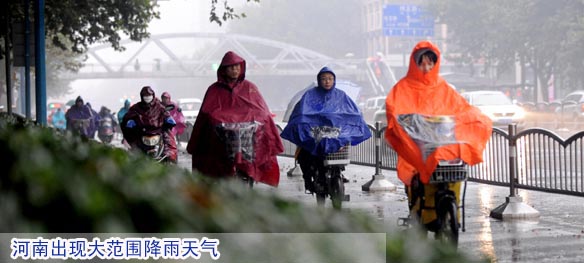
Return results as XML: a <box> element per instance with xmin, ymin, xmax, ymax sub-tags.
<box><xmin>384</xmin><ymin>41</ymin><xmax>492</xmax><ymax>186</ymax></box>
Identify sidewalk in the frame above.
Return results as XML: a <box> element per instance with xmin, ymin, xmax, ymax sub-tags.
<box><xmin>262</xmin><ymin>156</ymin><xmax>584</xmax><ymax>263</ymax></box>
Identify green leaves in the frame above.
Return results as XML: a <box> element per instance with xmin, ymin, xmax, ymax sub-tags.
<box><xmin>429</xmin><ymin>0</ymin><xmax>584</xmax><ymax>100</ymax></box>
<box><xmin>0</xmin><ymin>113</ymin><xmax>476</xmax><ymax>262</ymax></box>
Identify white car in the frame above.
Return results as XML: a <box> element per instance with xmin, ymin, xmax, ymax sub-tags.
<box><xmin>364</xmin><ymin>96</ymin><xmax>386</xmax><ymax>123</ymax></box>
<box><xmin>372</xmin><ymin>104</ymin><xmax>387</xmax><ymax>126</ymax></box>
<box><xmin>461</xmin><ymin>90</ymin><xmax>526</xmax><ymax>129</ymax></box>
<box><xmin>554</xmin><ymin>90</ymin><xmax>584</xmax><ymax>121</ymax></box>
<box><xmin>178</xmin><ymin>98</ymin><xmax>202</xmax><ymax>124</ymax></box>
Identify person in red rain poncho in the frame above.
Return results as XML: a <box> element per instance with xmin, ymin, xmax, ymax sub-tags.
<box><xmin>121</xmin><ymin>86</ymin><xmax>178</xmax><ymax>163</ymax></box>
<box><xmin>384</xmin><ymin>41</ymin><xmax>492</xmax><ymax>227</ymax></box>
<box><xmin>161</xmin><ymin>91</ymin><xmax>186</xmax><ymax>138</ymax></box>
<box><xmin>186</xmin><ymin>51</ymin><xmax>284</xmax><ymax>186</ymax></box>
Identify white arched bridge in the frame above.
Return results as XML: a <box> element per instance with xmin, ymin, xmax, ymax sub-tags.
<box><xmin>61</xmin><ymin>32</ymin><xmax>397</xmax><ymax>96</ymax></box>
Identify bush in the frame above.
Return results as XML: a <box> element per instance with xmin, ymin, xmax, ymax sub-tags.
<box><xmin>0</xmin><ymin>113</ymin><xmax>481</xmax><ymax>262</ymax></box>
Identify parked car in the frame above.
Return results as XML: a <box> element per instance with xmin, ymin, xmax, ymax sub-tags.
<box><xmin>178</xmin><ymin>98</ymin><xmax>202</xmax><ymax>125</ymax></box>
<box><xmin>461</xmin><ymin>90</ymin><xmax>526</xmax><ymax>129</ymax></box>
<box><xmin>363</xmin><ymin>96</ymin><xmax>385</xmax><ymax>123</ymax></box>
<box><xmin>554</xmin><ymin>90</ymin><xmax>584</xmax><ymax>121</ymax></box>
<box><xmin>372</xmin><ymin>104</ymin><xmax>387</xmax><ymax>126</ymax></box>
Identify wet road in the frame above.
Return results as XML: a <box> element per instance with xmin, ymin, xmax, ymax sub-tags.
<box><xmin>175</xmin><ymin>145</ymin><xmax>584</xmax><ymax>263</ymax></box>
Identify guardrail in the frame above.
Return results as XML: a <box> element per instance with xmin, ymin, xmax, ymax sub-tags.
<box><xmin>275</xmin><ymin>122</ymin><xmax>584</xmax><ymax>197</ymax></box>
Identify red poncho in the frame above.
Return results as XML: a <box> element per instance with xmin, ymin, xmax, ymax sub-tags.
<box><xmin>187</xmin><ymin>51</ymin><xmax>284</xmax><ymax>186</ymax></box>
<box><xmin>121</xmin><ymin>86</ymin><xmax>178</xmax><ymax>162</ymax></box>
<box><xmin>161</xmin><ymin>92</ymin><xmax>186</xmax><ymax>136</ymax></box>
<box><xmin>384</xmin><ymin>41</ymin><xmax>492</xmax><ymax>186</ymax></box>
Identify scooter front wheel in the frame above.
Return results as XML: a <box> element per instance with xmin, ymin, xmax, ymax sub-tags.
<box><xmin>236</xmin><ymin>170</ymin><xmax>254</xmax><ymax>189</ymax></box>
<box><xmin>330</xmin><ymin>175</ymin><xmax>344</xmax><ymax>210</ymax></box>
<box><xmin>436</xmin><ymin>198</ymin><xmax>459</xmax><ymax>247</ymax></box>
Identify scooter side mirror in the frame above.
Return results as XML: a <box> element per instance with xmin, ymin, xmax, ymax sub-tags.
<box><xmin>165</xmin><ymin>104</ymin><xmax>175</xmax><ymax>112</ymax></box>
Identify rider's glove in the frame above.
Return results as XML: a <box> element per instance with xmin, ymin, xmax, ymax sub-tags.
<box><xmin>163</xmin><ymin>117</ymin><xmax>176</xmax><ymax>129</ymax></box>
<box><xmin>126</xmin><ymin>119</ymin><xmax>136</xmax><ymax>128</ymax></box>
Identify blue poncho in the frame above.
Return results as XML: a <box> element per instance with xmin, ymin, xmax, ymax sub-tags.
<box><xmin>280</xmin><ymin>67</ymin><xmax>372</xmax><ymax>157</ymax></box>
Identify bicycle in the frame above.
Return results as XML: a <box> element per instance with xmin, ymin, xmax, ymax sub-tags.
<box><xmin>398</xmin><ymin>159</ymin><xmax>468</xmax><ymax>247</ymax></box>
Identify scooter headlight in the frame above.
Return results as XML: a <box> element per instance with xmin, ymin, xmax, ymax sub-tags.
<box><xmin>142</xmin><ymin>135</ymin><xmax>161</xmax><ymax>146</ymax></box>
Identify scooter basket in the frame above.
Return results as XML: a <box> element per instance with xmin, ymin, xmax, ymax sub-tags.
<box><xmin>429</xmin><ymin>164</ymin><xmax>468</xmax><ymax>183</ymax></box>
<box><xmin>216</xmin><ymin>121</ymin><xmax>261</xmax><ymax>162</ymax></box>
<box><xmin>324</xmin><ymin>145</ymin><xmax>351</xmax><ymax>166</ymax></box>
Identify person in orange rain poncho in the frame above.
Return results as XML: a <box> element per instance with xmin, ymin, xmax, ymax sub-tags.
<box><xmin>384</xmin><ymin>40</ymin><xmax>492</xmax><ymax>227</ymax></box>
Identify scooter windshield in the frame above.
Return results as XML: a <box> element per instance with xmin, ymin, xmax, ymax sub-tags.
<box><xmin>397</xmin><ymin>113</ymin><xmax>465</xmax><ymax>161</ymax></box>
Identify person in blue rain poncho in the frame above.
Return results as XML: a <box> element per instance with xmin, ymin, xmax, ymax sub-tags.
<box><xmin>281</xmin><ymin>67</ymin><xmax>371</xmax><ymax>193</ymax></box>
<box><xmin>51</xmin><ymin>107</ymin><xmax>67</xmax><ymax>130</ymax></box>
<box><xmin>117</xmin><ymin>99</ymin><xmax>131</xmax><ymax>124</ymax></box>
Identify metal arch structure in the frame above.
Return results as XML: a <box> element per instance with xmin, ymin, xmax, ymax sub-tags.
<box><xmin>62</xmin><ymin>32</ymin><xmax>364</xmax><ymax>80</ymax></box>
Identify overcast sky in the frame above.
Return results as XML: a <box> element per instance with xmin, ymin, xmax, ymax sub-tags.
<box><xmin>53</xmin><ymin>1</ymin><xmax>248</xmax><ymax>110</ymax></box>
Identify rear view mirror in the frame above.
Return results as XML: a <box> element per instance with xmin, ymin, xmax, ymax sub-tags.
<box><xmin>165</xmin><ymin>104</ymin><xmax>175</xmax><ymax>112</ymax></box>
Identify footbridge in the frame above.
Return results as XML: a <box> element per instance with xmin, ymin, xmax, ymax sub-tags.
<box><xmin>61</xmin><ymin>32</ymin><xmax>396</xmax><ymax>96</ymax></box>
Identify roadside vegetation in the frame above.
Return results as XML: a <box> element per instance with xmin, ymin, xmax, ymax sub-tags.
<box><xmin>0</xmin><ymin>113</ymin><xmax>482</xmax><ymax>262</ymax></box>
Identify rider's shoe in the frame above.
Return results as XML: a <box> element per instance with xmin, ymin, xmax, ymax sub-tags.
<box><xmin>342</xmin><ymin>176</ymin><xmax>349</xmax><ymax>183</ymax></box>
<box><xmin>304</xmin><ymin>181</ymin><xmax>315</xmax><ymax>194</ymax></box>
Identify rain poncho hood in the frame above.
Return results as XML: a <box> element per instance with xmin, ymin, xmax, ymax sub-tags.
<box><xmin>280</xmin><ymin>67</ymin><xmax>371</xmax><ymax>156</ymax></box>
<box><xmin>161</xmin><ymin>91</ymin><xmax>186</xmax><ymax>136</ymax></box>
<box><xmin>117</xmin><ymin>99</ymin><xmax>131</xmax><ymax>124</ymax></box>
<box><xmin>384</xmin><ymin>41</ymin><xmax>492</xmax><ymax>185</ymax></box>
<box><xmin>187</xmin><ymin>51</ymin><xmax>283</xmax><ymax>186</ymax></box>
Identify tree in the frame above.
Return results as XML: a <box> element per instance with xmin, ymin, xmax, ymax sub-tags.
<box><xmin>45</xmin><ymin>38</ymin><xmax>84</xmax><ymax>97</ymax></box>
<box><xmin>0</xmin><ymin>0</ymin><xmax>255</xmax><ymax>99</ymax></box>
<box><xmin>1</xmin><ymin>0</ymin><xmax>256</xmax><ymax>57</ymax></box>
<box><xmin>227</xmin><ymin>0</ymin><xmax>364</xmax><ymax>58</ymax></box>
<box><xmin>429</xmin><ymin>0</ymin><xmax>584</xmax><ymax>102</ymax></box>
<box><xmin>210</xmin><ymin>0</ymin><xmax>260</xmax><ymax>26</ymax></box>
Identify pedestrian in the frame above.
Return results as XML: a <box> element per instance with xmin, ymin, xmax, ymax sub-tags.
<box><xmin>186</xmin><ymin>51</ymin><xmax>284</xmax><ymax>187</ymax></box>
<box><xmin>134</xmin><ymin>59</ymin><xmax>141</xmax><ymax>71</ymax></box>
<box><xmin>280</xmin><ymin>66</ymin><xmax>371</xmax><ymax>193</ymax></box>
<box><xmin>383</xmin><ymin>40</ymin><xmax>492</xmax><ymax>230</ymax></box>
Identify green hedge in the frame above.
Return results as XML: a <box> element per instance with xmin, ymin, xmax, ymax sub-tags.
<box><xmin>0</xmin><ymin>113</ymin><xmax>483</xmax><ymax>262</ymax></box>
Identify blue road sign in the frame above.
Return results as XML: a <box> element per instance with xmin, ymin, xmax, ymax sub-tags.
<box><xmin>382</xmin><ymin>4</ymin><xmax>434</xmax><ymax>37</ymax></box>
